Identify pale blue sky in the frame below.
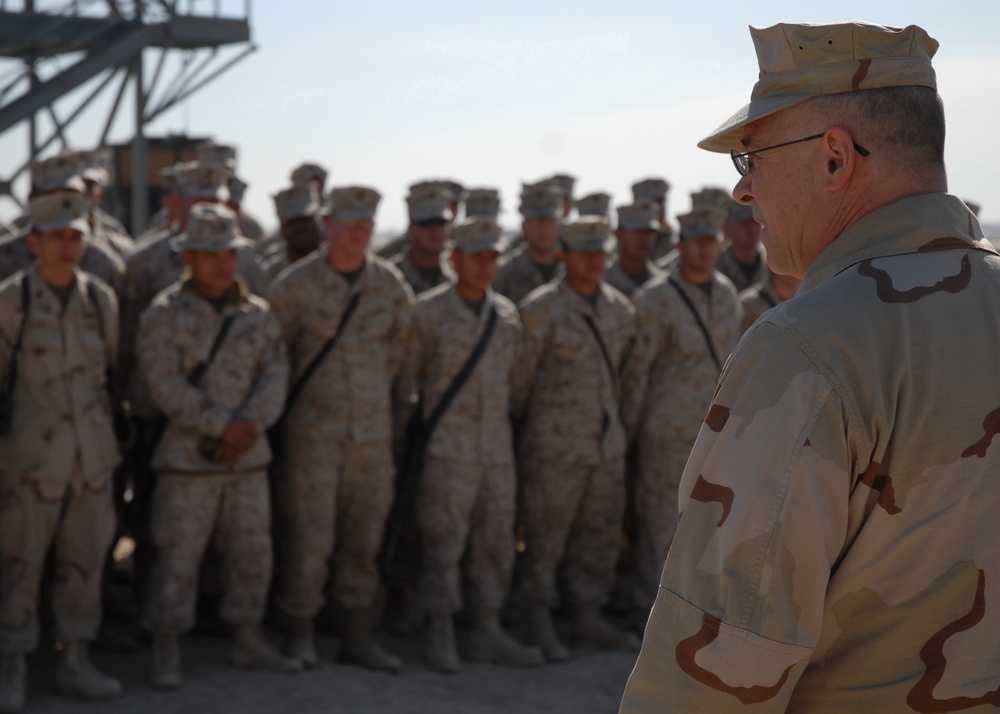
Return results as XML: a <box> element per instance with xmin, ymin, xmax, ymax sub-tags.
<box><xmin>5</xmin><ymin>1</ymin><xmax>999</xmax><ymax>232</ymax></box>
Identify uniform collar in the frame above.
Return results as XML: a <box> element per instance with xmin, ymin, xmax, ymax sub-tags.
<box><xmin>801</xmin><ymin>193</ymin><xmax>995</xmax><ymax>293</ymax></box>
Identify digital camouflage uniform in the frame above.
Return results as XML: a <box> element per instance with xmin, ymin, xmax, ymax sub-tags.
<box><xmin>268</xmin><ymin>251</ymin><xmax>413</xmax><ymax>617</ymax></box>
<box><xmin>514</xmin><ymin>279</ymin><xmax>635</xmax><ymax>610</ymax></box>
<box><xmin>390</xmin><ymin>250</ymin><xmax>456</xmax><ymax>296</ymax></box>
<box><xmin>0</xmin><ymin>266</ymin><xmax>120</xmax><ymax>654</ymax></box>
<box><xmin>621</xmin><ymin>194</ymin><xmax>1000</xmax><ymax>712</ymax></box>
<box><xmin>738</xmin><ymin>278</ymin><xmax>782</xmax><ymax>334</ymax></box>
<box><xmin>493</xmin><ymin>244</ymin><xmax>564</xmax><ymax>306</ymax></box>
<box><xmin>620</xmin><ymin>269</ymin><xmax>741</xmax><ymax>611</ymax></box>
<box><xmin>397</xmin><ymin>285</ymin><xmax>521</xmax><ymax>616</ymax></box>
<box><xmin>602</xmin><ymin>257</ymin><xmax>663</xmax><ymax>300</ymax></box>
<box><xmin>714</xmin><ymin>242</ymin><xmax>769</xmax><ymax>293</ymax></box>
<box><xmin>122</xmin><ymin>228</ymin><xmax>267</xmax><ymax>421</ymax></box>
<box><xmin>137</xmin><ymin>278</ymin><xmax>287</xmax><ymax>635</ymax></box>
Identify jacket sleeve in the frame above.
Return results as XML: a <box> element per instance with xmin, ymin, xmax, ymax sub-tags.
<box><xmin>620</xmin><ymin>322</ymin><xmax>852</xmax><ymax>713</ymax></box>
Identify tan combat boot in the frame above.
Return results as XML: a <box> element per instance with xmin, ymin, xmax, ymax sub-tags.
<box><xmin>0</xmin><ymin>654</ymin><xmax>26</xmax><ymax>713</ymax></box>
<box><xmin>231</xmin><ymin>624</ymin><xmax>303</xmax><ymax>674</ymax></box>
<box><xmin>466</xmin><ymin>608</ymin><xmax>544</xmax><ymax>668</ymax></box>
<box><xmin>55</xmin><ymin>640</ymin><xmax>122</xmax><ymax>700</ymax></box>
<box><xmin>285</xmin><ymin>617</ymin><xmax>318</xmax><ymax>669</ymax></box>
<box><xmin>338</xmin><ymin>608</ymin><xmax>402</xmax><ymax>674</ymax></box>
<box><xmin>572</xmin><ymin>604</ymin><xmax>641</xmax><ymax>651</ymax></box>
<box><xmin>424</xmin><ymin>613</ymin><xmax>460</xmax><ymax>674</ymax></box>
<box><xmin>523</xmin><ymin>604</ymin><xmax>569</xmax><ymax>663</ymax></box>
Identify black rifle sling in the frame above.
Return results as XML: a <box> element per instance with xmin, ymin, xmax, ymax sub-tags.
<box><xmin>420</xmin><ymin>304</ymin><xmax>498</xmax><ymax>440</ymax></box>
<box><xmin>667</xmin><ymin>276</ymin><xmax>722</xmax><ymax>372</ymax></box>
<box><xmin>580</xmin><ymin>312</ymin><xmax>618</xmax><ymax>395</ymax></box>
<box><xmin>189</xmin><ymin>313</ymin><xmax>237</xmax><ymax>387</ymax></box>
<box><xmin>4</xmin><ymin>276</ymin><xmax>30</xmax><ymax>397</ymax></box>
<box><xmin>284</xmin><ymin>291</ymin><xmax>361</xmax><ymax>411</ymax></box>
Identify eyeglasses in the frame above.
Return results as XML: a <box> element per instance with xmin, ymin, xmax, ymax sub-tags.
<box><xmin>730</xmin><ymin>133</ymin><xmax>870</xmax><ymax>176</ymax></box>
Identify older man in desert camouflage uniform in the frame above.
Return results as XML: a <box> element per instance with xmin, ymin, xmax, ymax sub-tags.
<box><xmin>137</xmin><ymin>203</ymin><xmax>298</xmax><ymax>690</ymax></box>
<box><xmin>269</xmin><ymin>185</ymin><xmax>413</xmax><ymax>673</ymax></box>
<box><xmin>391</xmin><ymin>184</ymin><xmax>457</xmax><ymax>295</ymax></box>
<box><xmin>0</xmin><ymin>192</ymin><xmax>122</xmax><ymax>712</ymax></box>
<box><xmin>514</xmin><ymin>217</ymin><xmax>638</xmax><ymax>662</ymax></box>
<box><xmin>604</xmin><ymin>201</ymin><xmax>664</xmax><ymax>299</ymax></box>
<box><xmin>620</xmin><ymin>22</ymin><xmax>1000</xmax><ymax>713</ymax></box>
<box><xmin>619</xmin><ymin>204</ymin><xmax>741</xmax><ymax>626</ymax></box>
<box><xmin>493</xmin><ymin>182</ymin><xmax>565</xmax><ymax>305</ymax></box>
<box><xmin>397</xmin><ymin>218</ymin><xmax>543</xmax><ymax>673</ymax></box>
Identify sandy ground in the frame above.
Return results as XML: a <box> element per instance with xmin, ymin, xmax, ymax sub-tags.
<box><xmin>21</xmin><ymin>623</ymin><xmax>638</xmax><ymax>713</ymax></box>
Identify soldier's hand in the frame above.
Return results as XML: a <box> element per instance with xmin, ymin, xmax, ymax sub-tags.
<box><xmin>216</xmin><ymin>418</ymin><xmax>263</xmax><ymax>461</ymax></box>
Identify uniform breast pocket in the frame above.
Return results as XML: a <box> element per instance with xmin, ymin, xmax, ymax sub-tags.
<box><xmin>549</xmin><ymin>323</ymin><xmax>590</xmax><ymax>366</ymax></box>
<box><xmin>19</xmin><ymin>328</ymin><xmax>63</xmax><ymax>386</ymax></box>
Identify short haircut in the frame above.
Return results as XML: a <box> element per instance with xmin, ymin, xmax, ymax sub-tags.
<box><xmin>808</xmin><ymin>86</ymin><xmax>945</xmax><ymax>168</ymax></box>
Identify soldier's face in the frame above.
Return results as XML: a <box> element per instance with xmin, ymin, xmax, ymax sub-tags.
<box><xmin>617</xmin><ymin>228</ymin><xmax>657</xmax><ymax>263</ymax></box>
<box><xmin>563</xmin><ymin>248</ymin><xmax>607</xmax><ymax>284</ymax></box>
<box><xmin>28</xmin><ymin>227</ymin><xmax>86</xmax><ymax>276</ymax></box>
<box><xmin>522</xmin><ymin>217</ymin><xmax>561</xmax><ymax>252</ymax></box>
<box><xmin>452</xmin><ymin>249</ymin><xmax>499</xmax><ymax>293</ymax></box>
<box><xmin>726</xmin><ymin>218</ymin><xmax>762</xmax><ymax>251</ymax></box>
<box><xmin>281</xmin><ymin>214</ymin><xmax>322</xmax><ymax>253</ymax></box>
<box><xmin>409</xmin><ymin>219</ymin><xmax>450</xmax><ymax>255</ymax></box>
<box><xmin>327</xmin><ymin>218</ymin><xmax>374</xmax><ymax>259</ymax></box>
<box><xmin>679</xmin><ymin>235</ymin><xmax>723</xmax><ymax>273</ymax></box>
<box><xmin>184</xmin><ymin>248</ymin><xmax>239</xmax><ymax>299</ymax></box>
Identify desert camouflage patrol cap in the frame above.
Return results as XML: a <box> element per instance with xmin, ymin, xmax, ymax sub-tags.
<box><xmin>631</xmin><ymin>178</ymin><xmax>670</xmax><ymax>204</ymax></box>
<box><xmin>274</xmin><ymin>184</ymin><xmax>321</xmax><ymax>223</ymax></box>
<box><xmin>453</xmin><ymin>217</ymin><xmax>506</xmax><ymax>253</ymax></box>
<box><xmin>562</xmin><ymin>216</ymin><xmax>614</xmax><ymax>252</ymax></box>
<box><xmin>464</xmin><ymin>188</ymin><xmax>501</xmax><ymax>219</ymax></box>
<box><xmin>691</xmin><ymin>187</ymin><xmax>733</xmax><ymax>213</ymax></box>
<box><xmin>678</xmin><ymin>205</ymin><xmax>728</xmax><ymax>242</ymax></box>
<box><xmin>172</xmin><ymin>203</ymin><xmax>251</xmax><ymax>252</ymax></box>
<box><xmin>407</xmin><ymin>185</ymin><xmax>454</xmax><ymax>223</ymax></box>
<box><xmin>30</xmin><ymin>190</ymin><xmax>91</xmax><ymax>234</ymax></box>
<box><xmin>325</xmin><ymin>185</ymin><xmax>381</xmax><ymax>221</ymax></box>
<box><xmin>576</xmin><ymin>192</ymin><xmax>612</xmax><ymax>218</ymax></box>
<box><xmin>519</xmin><ymin>182</ymin><xmax>564</xmax><ymax>220</ymax></box>
<box><xmin>64</xmin><ymin>149</ymin><xmax>110</xmax><ymax>187</ymax></box>
<box><xmin>196</xmin><ymin>141</ymin><xmax>238</xmax><ymax>170</ymax></box>
<box><xmin>617</xmin><ymin>201</ymin><xmax>662</xmax><ymax>231</ymax></box>
<box><xmin>31</xmin><ymin>155</ymin><xmax>86</xmax><ymax>194</ymax></box>
<box><xmin>549</xmin><ymin>173</ymin><xmax>576</xmax><ymax>199</ymax></box>
<box><xmin>291</xmin><ymin>162</ymin><xmax>328</xmax><ymax>188</ymax></box>
<box><xmin>699</xmin><ymin>22</ymin><xmax>939</xmax><ymax>153</ymax></box>
<box><xmin>176</xmin><ymin>163</ymin><xmax>231</xmax><ymax>201</ymax></box>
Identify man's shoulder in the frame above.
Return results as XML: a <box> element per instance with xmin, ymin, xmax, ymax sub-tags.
<box><xmin>366</xmin><ymin>254</ymin><xmax>413</xmax><ymax>298</ymax></box>
<box><xmin>271</xmin><ymin>251</ymin><xmax>323</xmax><ymax>290</ymax></box>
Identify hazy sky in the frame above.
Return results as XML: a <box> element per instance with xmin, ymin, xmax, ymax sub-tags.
<box><xmin>4</xmin><ymin>0</ymin><xmax>999</xmax><ymax>234</ymax></box>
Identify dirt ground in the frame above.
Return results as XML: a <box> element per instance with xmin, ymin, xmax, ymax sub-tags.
<box><xmin>21</xmin><ymin>622</ymin><xmax>638</xmax><ymax>713</ymax></box>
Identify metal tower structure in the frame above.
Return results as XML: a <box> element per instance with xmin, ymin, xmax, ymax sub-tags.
<box><xmin>0</xmin><ymin>0</ymin><xmax>255</xmax><ymax>233</ymax></box>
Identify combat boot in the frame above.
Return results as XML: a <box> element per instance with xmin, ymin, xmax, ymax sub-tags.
<box><xmin>523</xmin><ymin>604</ymin><xmax>569</xmax><ymax>663</ymax></box>
<box><xmin>466</xmin><ymin>609</ymin><xmax>544</xmax><ymax>668</ymax></box>
<box><xmin>55</xmin><ymin>640</ymin><xmax>122</xmax><ymax>700</ymax></box>
<box><xmin>149</xmin><ymin>633</ymin><xmax>182</xmax><ymax>691</ymax></box>
<box><xmin>231</xmin><ymin>624</ymin><xmax>303</xmax><ymax>674</ymax></box>
<box><xmin>285</xmin><ymin>617</ymin><xmax>318</xmax><ymax>669</ymax></box>
<box><xmin>0</xmin><ymin>654</ymin><xmax>25</xmax><ymax>713</ymax></box>
<box><xmin>338</xmin><ymin>608</ymin><xmax>402</xmax><ymax>674</ymax></box>
<box><xmin>424</xmin><ymin>613</ymin><xmax>460</xmax><ymax>674</ymax></box>
<box><xmin>572</xmin><ymin>604</ymin><xmax>640</xmax><ymax>651</ymax></box>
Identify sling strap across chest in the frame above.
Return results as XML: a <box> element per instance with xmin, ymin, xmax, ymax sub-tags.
<box><xmin>667</xmin><ymin>275</ymin><xmax>722</xmax><ymax>372</ymax></box>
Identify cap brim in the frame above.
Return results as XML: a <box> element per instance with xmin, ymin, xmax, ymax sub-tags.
<box><xmin>171</xmin><ymin>235</ymin><xmax>253</xmax><ymax>252</ymax></box>
<box><xmin>458</xmin><ymin>238</ymin><xmax>505</xmax><ymax>253</ymax></box>
<box><xmin>37</xmin><ymin>216</ymin><xmax>90</xmax><ymax>234</ymax></box>
<box><xmin>697</xmin><ymin>93</ymin><xmax>812</xmax><ymax>153</ymax></box>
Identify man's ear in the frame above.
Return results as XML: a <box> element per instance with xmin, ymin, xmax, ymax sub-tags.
<box><xmin>823</xmin><ymin>126</ymin><xmax>860</xmax><ymax>193</ymax></box>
